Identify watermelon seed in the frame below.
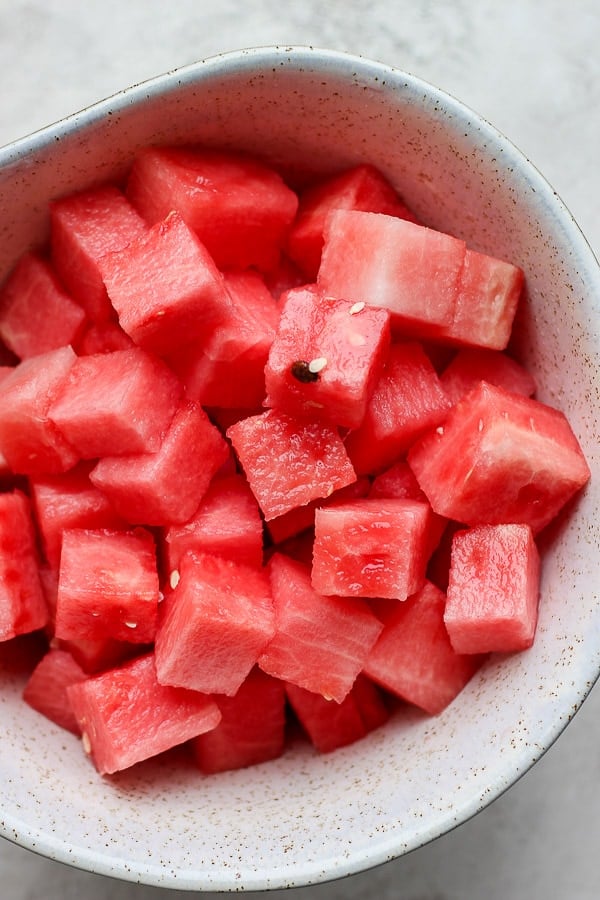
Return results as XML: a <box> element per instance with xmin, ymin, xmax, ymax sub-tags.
<box><xmin>349</xmin><ymin>301</ymin><xmax>365</xmax><ymax>314</ymax></box>
<box><xmin>124</xmin><ymin>621</ymin><xmax>138</xmax><ymax>629</ymax></box>
<box><xmin>82</xmin><ymin>732</ymin><xmax>92</xmax><ymax>754</ymax></box>
<box><xmin>169</xmin><ymin>569</ymin><xmax>180</xmax><ymax>589</ymax></box>
<box><xmin>290</xmin><ymin>360</ymin><xmax>320</xmax><ymax>383</ymax></box>
<box><xmin>308</xmin><ymin>356</ymin><xmax>328</xmax><ymax>374</ymax></box>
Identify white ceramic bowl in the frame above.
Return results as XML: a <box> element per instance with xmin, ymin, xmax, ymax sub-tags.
<box><xmin>0</xmin><ymin>46</ymin><xmax>599</xmax><ymax>892</ymax></box>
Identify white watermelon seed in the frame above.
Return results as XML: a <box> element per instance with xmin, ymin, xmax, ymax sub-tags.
<box><xmin>308</xmin><ymin>356</ymin><xmax>328</xmax><ymax>374</ymax></box>
<box><xmin>124</xmin><ymin>621</ymin><xmax>138</xmax><ymax>629</ymax></box>
<box><xmin>349</xmin><ymin>301</ymin><xmax>365</xmax><ymax>314</ymax></box>
<box><xmin>169</xmin><ymin>569</ymin><xmax>180</xmax><ymax>589</ymax></box>
<box><xmin>82</xmin><ymin>732</ymin><xmax>92</xmax><ymax>754</ymax></box>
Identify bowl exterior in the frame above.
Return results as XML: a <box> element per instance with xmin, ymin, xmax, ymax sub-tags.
<box><xmin>0</xmin><ymin>46</ymin><xmax>599</xmax><ymax>891</ymax></box>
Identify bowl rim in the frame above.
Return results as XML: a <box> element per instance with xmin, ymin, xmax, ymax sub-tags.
<box><xmin>1</xmin><ymin>44</ymin><xmax>599</xmax><ymax>892</ymax></box>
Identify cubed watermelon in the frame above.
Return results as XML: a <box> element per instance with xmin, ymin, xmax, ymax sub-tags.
<box><xmin>0</xmin><ymin>253</ymin><xmax>86</xmax><ymax>359</ymax></box>
<box><xmin>0</xmin><ymin>490</ymin><xmax>48</xmax><ymax>641</ymax></box>
<box><xmin>154</xmin><ymin>552</ymin><xmax>275</xmax><ymax>696</ymax></box>
<box><xmin>23</xmin><ymin>647</ymin><xmax>87</xmax><ymax>734</ymax></box>
<box><xmin>89</xmin><ymin>400</ymin><xmax>230</xmax><ymax>526</ymax></box>
<box><xmin>312</xmin><ymin>498</ymin><xmax>432</xmax><ymax>601</ymax></box>
<box><xmin>50</xmin><ymin>184</ymin><xmax>148</xmax><ymax>323</ymax></box>
<box><xmin>264</xmin><ymin>285</ymin><xmax>391</xmax><ymax>429</ymax></box>
<box><xmin>226</xmin><ymin>408</ymin><xmax>356</xmax><ymax>521</ymax></box>
<box><xmin>444</xmin><ymin>523</ymin><xmax>541</xmax><ymax>653</ymax></box>
<box><xmin>440</xmin><ymin>347</ymin><xmax>537</xmax><ymax>405</ymax></box>
<box><xmin>55</xmin><ymin>528</ymin><xmax>160</xmax><ymax>644</ymax></box>
<box><xmin>192</xmin><ymin>668</ymin><xmax>286</xmax><ymax>774</ymax></box>
<box><xmin>126</xmin><ymin>146</ymin><xmax>299</xmax><ymax>272</ymax></box>
<box><xmin>364</xmin><ymin>581</ymin><xmax>483</xmax><ymax>715</ymax></box>
<box><xmin>66</xmin><ymin>652</ymin><xmax>222</xmax><ymax>774</ymax></box>
<box><xmin>48</xmin><ymin>346</ymin><xmax>182</xmax><ymax>459</ymax></box>
<box><xmin>258</xmin><ymin>553</ymin><xmax>383</xmax><ymax>703</ymax></box>
<box><xmin>407</xmin><ymin>381</ymin><xmax>591</xmax><ymax>533</ymax></box>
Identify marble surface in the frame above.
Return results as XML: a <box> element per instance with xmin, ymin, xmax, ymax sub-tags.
<box><xmin>0</xmin><ymin>1</ymin><xmax>599</xmax><ymax>897</ymax></box>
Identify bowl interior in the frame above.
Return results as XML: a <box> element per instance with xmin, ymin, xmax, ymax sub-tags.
<box><xmin>0</xmin><ymin>47</ymin><xmax>599</xmax><ymax>891</ymax></box>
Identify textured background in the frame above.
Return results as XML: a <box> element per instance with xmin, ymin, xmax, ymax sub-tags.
<box><xmin>1</xmin><ymin>1</ymin><xmax>599</xmax><ymax>897</ymax></box>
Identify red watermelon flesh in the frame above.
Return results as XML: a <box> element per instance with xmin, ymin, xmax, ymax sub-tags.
<box><xmin>444</xmin><ymin>523</ymin><xmax>541</xmax><ymax>654</ymax></box>
<box><xmin>66</xmin><ymin>652</ymin><xmax>221</xmax><ymax>775</ymax></box>
<box><xmin>192</xmin><ymin>667</ymin><xmax>286</xmax><ymax>774</ymax></box>
<box><xmin>226</xmin><ymin>408</ymin><xmax>357</xmax><ymax>521</ymax></box>
<box><xmin>266</xmin><ymin>475</ymin><xmax>371</xmax><ymax>546</ymax></box>
<box><xmin>344</xmin><ymin>341</ymin><xmax>452</xmax><ymax>476</ymax></box>
<box><xmin>50</xmin><ymin>184</ymin><xmax>148</xmax><ymax>323</ymax></box>
<box><xmin>407</xmin><ymin>380</ymin><xmax>591</xmax><ymax>534</ymax></box>
<box><xmin>55</xmin><ymin>528</ymin><xmax>160</xmax><ymax>644</ymax></box>
<box><xmin>154</xmin><ymin>551</ymin><xmax>275</xmax><ymax>697</ymax></box>
<box><xmin>75</xmin><ymin>319</ymin><xmax>134</xmax><ymax>355</ymax></box>
<box><xmin>102</xmin><ymin>210</ymin><xmax>233</xmax><ymax>358</ymax></box>
<box><xmin>264</xmin><ymin>285</ymin><xmax>392</xmax><ymax>429</ymax></box>
<box><xmin>0</xmin><ymin>253</ymin><xmax>86</xmax><ymax>360</ymax></box>
<box><xmin>258</xmin><ymin>553</ymin><xmax>384</xmax><ymax>703</ymax></box>
<box><xmin>89</xmin><ymin>400</ymin><xmax>229</xmax><ymax>526</ymax></box>
<box><xmin>0</xmin><ymin>490</ymin><xmax>48</xmax><ymax>641</ymax></box>
<box><xmin>48</xmin><ymin>346</ymin><xmax>182</xmax><ymax>459</ymax></box>
<box><xmin>126</xmin><ymin>146</ymin><xmax>299</xmax><ymax>272</ymax></box>
<box><xmin>0</xmin><ymin>345</ymin><xmax>79</xmax><ymax>476</ymax></box>
<box><xmin>312</xmin><ymin>498</ymin><xmax>432</xmax><ymax>601</ymax></box>
<box><xmin>56</xmin><ymin>635</ymin><xmax>139</xmax><ymax>676</ymax></box>
<box><xmin>440</xmin><ymin>347</ymin><xmax>537</xmax><ymax>406</ymax></box>
<box><xmin>286</xmin><ymin>163</ymin><xmax>419</xmax><ymax>280</ymax></box>
<box><xmin>364</xmin><ymin>581</ymin><xmax>483</xmax><ymax>715</ymax></box>
<box><xmin>23</xmin><ymin>647</ymin><xmax>87</xmax><ymax>734</ymax></box>
<box><xmin>163</xmin><ymin>472</ymin><xmax>264</xmax><ymax>573</ymax></box>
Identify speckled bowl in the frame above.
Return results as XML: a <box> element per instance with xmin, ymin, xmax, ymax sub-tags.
<box><xmin>0</xmin><ymin>46</ymin><xmax>599</xmax><ymax>892</ymax></box>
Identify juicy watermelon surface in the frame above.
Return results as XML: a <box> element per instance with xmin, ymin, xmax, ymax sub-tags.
<box><xmin>0</xmin><ymin>147</ymin><xmax>590</xmax><ymax>778</ymax></box>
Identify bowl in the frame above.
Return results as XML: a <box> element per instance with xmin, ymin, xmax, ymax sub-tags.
<box><xmin>0</xmin><ymin>45</ymin><xmax>599</xmax><ymax>892</ymax></box>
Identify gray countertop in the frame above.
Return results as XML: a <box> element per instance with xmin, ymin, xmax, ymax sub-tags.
<box><xmin>1</xmin><ymin>2</ymin><xmax>599</xmax><ymax>897</ymax></box>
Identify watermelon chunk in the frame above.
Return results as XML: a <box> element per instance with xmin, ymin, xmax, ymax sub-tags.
<box><xmin>318</xmin><ymin>210</ymin><xmax>466</xmax><ymax>336</ymax></box>
<box><xmin>101</xmin><ymin>210</ymin><xmax>233</xmax><ymax>358</ymax></box>
<box><xmin>364</xmin><ymin>581</ymin><xmax>483</xmax><ymax>715</ymax></box>
<box><xmin>444</xmin><ymin>523</ymin><xmax>541</xmax><ymax>653</ymax></box>
<box><xmin>154</xmin><ymin>552</ymin><xmax>275</xmax><ymax>696</ymax></box>
<box><xmin>192</xmin><ymin>668</ymin><xmax>286</xmax><ymax>774</ymax></box>
<box><xmin>344</xmin><ymin>341</ymin><xmax>452</xmax><ymax>475</ymax></box>
<box><xmin>55</xmin><ymin>528</ymin><xmax>160</xmax><ymax>644</ymax></box>
<box><xmin>286</xmin><ymin>163</ymin><xmax>418</xmax><ymax>280</ymax></box>
<box><xmin>23</xmin><ymin>647</ymin><xmax>87</xmax><ymax>733</ymax></box>
<box><xmin>311</xmin><ymin>498</ymin><xmax>432</xmax><ymax>601</ymax></box>
<box><xmin>89</xmin><ymin>400</ymin><xmax>229</xmax><ymax>526</ymax></box>
<box><xmin>163</xmin><ymin>472</ymin><xmax>264</xmax><ymax>573</ymax></box>
<box><xmin>48</xmin><ymin>346</ymin><xmax>182</xmax><ymax>459</ymax></box>
<box><xmin>0</xmin><ymin>490</ymin><xmax>48</xmax><ymax>641</ymax></box>
<box><xmin>226</xmin><ymin>408</ymin><xmax>356</xmax><ymax>521</ymax></box>
<box><xmin>407</xmin><ymin>381</ymin><xmax>591</xmax><ymax>533</ymax></box>
<box><xmin>266</xmin><ymin>475</ymin><xmax>371</xmax><ymax>545</ymax></box>
<box><xmin>126</xmin><ymin>146</ymin><xmax>299</xmax><ymax>272</ymax></box>
<box><xmin>264</xmin><ymin>286</ymin><xmax>391</xmax><ymax>429</ymax></box>
<box><xmin>258</xmin><ymin>553</ymin><xmax>384</xmax><ymax>703</ymax></box>
<box><xmin>50</xmin><ymin>184</ymin><xmax>148</xmax><ymax>323</ymax></box>
<box><xmin>66</xmin><ymin>652</ymin><xmax>221</xmax><ymax>775</ymax></box>
<box><xmin>0</xmin><ymin>253</ymin><xmax>86</xmax><ymax>359</ymax></box>
<box><xmin>0</xmin><ymin>345</ymin><xmax>79</xmax><ymax>475</ymax></box>
<box><xmin>440</xmin><ymin>347</ymin><xmax>537</xmax><ymax>405</ymax></box>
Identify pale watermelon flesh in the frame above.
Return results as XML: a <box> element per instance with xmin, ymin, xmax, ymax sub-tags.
<box><xmin>0</xmin><ymin>149</ymin><xmax>589</xmax><ymax>777</ymax></box>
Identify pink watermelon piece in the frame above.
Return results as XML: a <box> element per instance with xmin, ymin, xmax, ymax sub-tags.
<box><xmin>344</xmin><ymin>341</ymin><xmax>452</xmax><ymax>475</ymax></box>
<box><xmin>258</xmin><ymin>553</ymin><xmax>384</xmax><ymax>703</ymax></box>
<box><xmin>23</xmin><ymin>647</ymin><xmax>87</xmax><ymax>734</ymax></box>
<box><xmin>317</xmin><ymin>210</ymin><xmax>466</xmax><ymax>336</ymax></box>
<box><xmin>312</xmin><ymin>498</ymin><xmax>432</xmax><ymax>601</ymax></box>
<box><xmin>126</xmin><ymin>146</ymin><xmax>299</xmax><ymax>272</ymax></box>
<box><xmin>407</xmin><ymin>381</ymin><xmax>591</xmax><ymax>534</ymax></box>
<box><xmin>154</xmin><ymin>551</ymin><xmax>275</xmax><ymax>697</ymax></box>
<box><xmin>89</xmin><ymin>400</ymin><xmax>229</xmax><ymax>526</ymax></box>
<box><xmin>0</xmin><ymin>253</ymin><xmax>86</xmax><ymax>359</ymax></box>
<box><xmin>364</xmin><ymin>581</ymin><xmax>483</xmax><ymax>715</ymax></box>
<box><xmin>101</xmin><ymin>210</ymin><xmax>232</xmax><ymax>358</ymax></box>
<box><xmin>444</xmin><ymin>523</ymin><xmax>541</xmax><ymax>653</ymax></box>
<box><xmin>50</xmin><ymin>183</ymin><xmax>148</xmax><ymax>323</ymax></box>
<box><xmin>226</xmin><ymin>408</ymin><xmax>356</xmax><ymax>521</ymax></box>
<box><xmin>285</xmin><ymin>674</ymin><xmax>389</xmax><ymax>753</ymax></box>
<box><xmin>0</xmin><ymin>490</ymin><xmax>48</xmax><ymax>641</ymax></box>
<box><xmin>264</xmin><ymin>285</ymin><xmax>391</xmax><ymax>429</ymax></box>
<box><xmin>0</xmin><ymin>345</ymin><xmax>79</xmax><ymax>475</ymax></box>
<box><xmin>439</xmin><ymin>347</ymin><xmax>537</xmax><ymax>406</ymax></box>
<box><xmin>48</xmin><ymin>346</ymin><xmax>182</xmax><ymax>459</ymax></box>
<box><xmin>55</xmin><ymin>528</ymin><xmax>160</xmax><ymax>644</ymax></box>
<box><xmin>192</xmin><ymin>667</ymin><xmax>286</xmax><ymax>774</ymax></box>
<box><xmin>66</xmin><ymin>652</ymin><xmax>222</xmax><ymax>775</ymax></box>
<box><xmin>163</xmin><ymin>472</ymin><xmax>264</xmax><ymax>573</ymax></box>
<box><xmin>287</xmin><ymin>163</ymin><xmax>419</xmax><ymax>280</ymax></box>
